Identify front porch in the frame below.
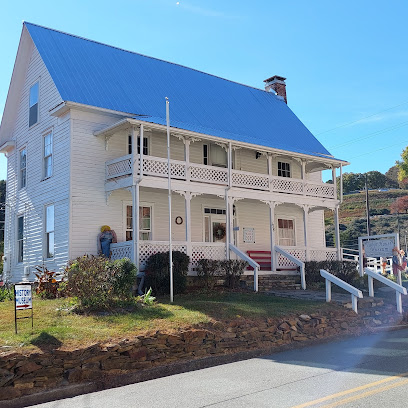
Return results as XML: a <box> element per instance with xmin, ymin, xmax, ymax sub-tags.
<box><xmin>110</xmin><ymin>240</ymin><xmax>338</xmax><ymax>273</ymax></box>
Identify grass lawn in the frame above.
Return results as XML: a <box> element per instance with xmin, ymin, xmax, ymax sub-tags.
<box><xmin>0</xmin><ymin>292</ymin><xmax>332</xmax><ymax>352</ymax></box>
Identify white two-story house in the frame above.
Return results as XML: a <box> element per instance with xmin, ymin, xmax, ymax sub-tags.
<box><xmin>0</xmin><ymin>22</ymin><xmax>347</xmax><ymax>285</ymax></box>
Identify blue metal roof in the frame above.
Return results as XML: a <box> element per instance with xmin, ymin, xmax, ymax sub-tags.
<box><xmin>25</xmin><ymin>22</ymin><xmax>336</xmax><ymax>159</ymax></box>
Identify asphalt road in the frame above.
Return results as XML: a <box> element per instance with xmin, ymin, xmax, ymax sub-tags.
<box><xmin>31</xmin><ymin>328</ymin><xmax>408</xmax><ymax>408</ymax></box>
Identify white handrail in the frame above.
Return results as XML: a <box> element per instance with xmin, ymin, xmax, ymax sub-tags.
<box><xmin>320</xmin><ymin>269</ymin><xmax>363</xmax><ymax>314</ymax></box>
<box><xmin>275</xmin><ymin>245</ymin><xmax>306</xmax><ymax>290</ymax></box>
<box><xmin>229</xmin><ymin>243</ymin><xmax>260</xmax><ymax>292</ymax></box>
<box><xmin>364</xmin><ymin>267</ymin><xmax>407</xmax><ymax>314</ymax></box>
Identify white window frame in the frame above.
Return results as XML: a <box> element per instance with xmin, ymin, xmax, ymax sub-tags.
<box><xmin>43</xmin><ymin>130</ymin><xmax>53</xmax><ymax>180</ymax></box>
<box><xmin>19</xmin><ymin>147</ymin><xmax>27</xmax><ymax>190</ymax></box>
<box><xmin>123</xmin><ymin>201</ymin><xmax>153</xmax><ymax>241</ymax></box>
<box><xmin>17</xmin><ymin>214</ymin><xmax>24</xmax><ymax>263</ymax></box>
<box><xmin>278</xmin><ymin>161</ymin><xmax>291</xmax><ymax>178</ymax></box>
<box><xmin>277</xmin><ymin>217</ymin><xmax>296</xmax><ymax>247</ymax></box>
<box><xmin>29</xmin><ymin>81</ymin><xmax>39</xmax><ymax>128</ymax></box>
<box><xmin>128</xmin><ymin>135</ymin><xmax>149</xmax><ymax>156</ymax></box>
<box><xmin>44</xmin><ymin>204</ymin><xmax>55</xmax><ymax>259</ymax></box>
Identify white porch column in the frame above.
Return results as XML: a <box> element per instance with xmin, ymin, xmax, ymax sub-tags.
<box><xmin>225</xmin><ymin>142</ymin><xmax>232</xmax><ymax>260</ymax></box>
<box><xmin>334</xmin><ymin>205</ymin><xmax>341</xmax><ymax>260</ymax></box>
<box><xmin>185</xmin><ymin>191</ymin><xmax>192</xmax><ymax>259</ymax></box>
<box><xmin>302</xmin><ymin>160</ymin><xmax>307</xmax><ymax>196</ymax></box>
<box><xmin>229</xmin><ymin>199</ymin><xmax>234</xmax><ymax>247</ymax></box>
<box><xmin>340</xmin><ymin>164</ymin><xmax>343</xmax><ymax>203</ymax></box>
<box><xmin>269</xmin><ymin>202</ymin><xmax>276</xmax><ymax>271</ymax></box>
<box><xmin>268</xmin><ymin>154</ymin><xmax>273</xmax><ymax>193</ymax></box>
<box><xmin>132</xmin><ymin>184</ymin><xmax>139</xmax><ymax>267</ymax></box>
<box><xmin>185</xmin><ymin>138</ymin><xmax>191</xmax><ymax>182</ymax></box>
<box><xmin>303</xmin><ymin>204</ymin><xmax>310</xmax><ymax>261</ymax></box>
<box><xmin>332</xmin><ymin>165</ymin><xmax>338</xmax><ymax>201</ymax></box>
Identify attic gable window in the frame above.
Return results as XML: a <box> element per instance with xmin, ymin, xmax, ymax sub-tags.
<box><xmin>29</xmin><ymin>82</ymin><xmax>39</xmax><ymax>127</ymax></box>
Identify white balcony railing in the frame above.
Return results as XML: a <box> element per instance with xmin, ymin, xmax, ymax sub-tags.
<box><xmin>105</xmin><ymin>155</ymin><xmax>336</xmax><ymax>199</ymax></box>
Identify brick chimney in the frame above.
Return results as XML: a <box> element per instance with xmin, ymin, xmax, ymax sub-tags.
<box><xmin>264</xmin><ymin>75</ymin><xmax>287</xmax><ymax>103</ymax></box>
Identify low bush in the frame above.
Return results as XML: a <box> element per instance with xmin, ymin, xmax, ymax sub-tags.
<box><xmin>64</xmin><ymin>255</ymin><xmax>137</xmax><ymax>310</ymax></box>
<box><xmin>0</xmin><ymin>285</ymin><xmax>13</xmax><ymax>302</ymax></box>
<box><xmin>34</xmin><ymin>265</ymin><xmax>59</xmax><ymax>299</ymax></box>
<box><xmin>305</xmin><ymin>260</ymin><xmax>359</xmax><ymax>285</ymax></box>
<box><xmin>196</xmin><ymin>259</ymin><xmax>222</xmax><ymax>290</ymax></box>
<box><xmin>220</xmin><ymin>260</ymin><xmax>248</xmax><ymax>288</ymax></box>
<box><xmin>145</xmin><ymin>251</ymin><xmax>189</xmax><ymax>296</ymax></box>
<box><xmin>195</xmin><ymin>259</ymin><xmax>248</xmax><ymax>290</ymax></box>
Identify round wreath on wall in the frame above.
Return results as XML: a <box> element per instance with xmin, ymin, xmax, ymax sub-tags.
<box><xmin>175</xmin><ymin>216</ymin><xmax>183</xmax><ymax>225</ymax></box>
<box><xmin>213</xmin><ymin>224</ymin><xmax>226</xmax><ymax>240</ymax></box>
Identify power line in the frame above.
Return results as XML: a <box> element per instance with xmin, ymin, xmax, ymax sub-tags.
<box><xmin>327</xmin><ymin>120</ymin><xmax>408</xmax><ymax>150</ymax></box>
<box><xmin>316</xmin><ymin>100</ymin><xmax>408</xmax><ymax>136</ymax></box>
<box><xmin>349</xmin><ymin>141</ymin><xmax>408</xmax><ymax>160</ymax></box>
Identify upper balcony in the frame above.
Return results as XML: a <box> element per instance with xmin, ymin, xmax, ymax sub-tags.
<box><xmin>105</xmin><ymin>154</ymin><xmax>336</xmax><ymax>199</ymax></box>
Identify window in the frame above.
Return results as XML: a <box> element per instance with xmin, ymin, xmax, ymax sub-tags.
<box><xmin>17</xmin><ymin>215</ymin><xmax>24</xmax><ymax>263</ymax></box>
<box><xmin>43</xmin><ymin>131</ymin><xmax>53</xmax><ymax>179</ymax></box>
<box><xmin>278</xmin><ymin>161</ymin><xmax>291</xmax><ymax>178</ymax></box>
<box><xmin>19</xmin><ymin>148</ymin><xmax>27</xmax><ymax>189</ymax></box>
<box><xmin>203</xmin><ymin>144</ymin><xmax>208</xmax><ymax>165</ymax></box>
<box><xmin>29</xmin><ymin>82</ymin><xmax>39</xmax><ymax>127</ymax></box>
<box><xmin>125</xmin><ymin>204</ymin><xmax>152</xmax><ymax>240</ymax></box>
<box><xmin>203</xmin><ymin>143</ymin><xmax>227</xmax><ymax>167</ymax></box>
<box><xmin>278</xmin><ymin>218</ymin><xmax>295</xmax><ymax>246</ymax></box>
<box><xmin>45</xmin><ymin>204</ymin><xmax>55</xmax><ymax>258</ymax></box>
<box><xmin>128</xmin><ymin>135</ymin><xmax>149</xmax><ymax>155</ymax></box>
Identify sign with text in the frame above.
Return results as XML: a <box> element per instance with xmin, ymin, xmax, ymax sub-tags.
<box><xmin>243</xmin><ymin>228</ymin><xmax>255</xmax><ymax>243</ymax></box>
<box><xmin>364</xmin><ymin>238</ymin><xmax>395</xmax><ymax>258</ymax></box>
<box><xmin>14</xmin><ymin>284</ymin><xmax>33</xmax><ymax>310</ymax></box>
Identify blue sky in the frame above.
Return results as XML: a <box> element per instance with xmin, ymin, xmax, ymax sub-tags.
<box><xmin>1</xmin><ymin>0</ymin><xmax>408</xmax><ymax>181</ymax></box>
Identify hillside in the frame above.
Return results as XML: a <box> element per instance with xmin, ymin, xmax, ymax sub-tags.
<box><xmin>325</xmin><ymin>189</ymin><xmax>408</xmax><ymax>250</ymax></box>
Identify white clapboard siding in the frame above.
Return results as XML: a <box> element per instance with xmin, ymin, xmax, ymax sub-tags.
<box><xmin>4</xmin><ymin>42</ymin><xmax>69</xmax><ymax>282</ymax></box>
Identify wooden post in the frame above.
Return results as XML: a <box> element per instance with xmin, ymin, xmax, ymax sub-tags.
<box><xmin>326</xmin><ymin>280</ymin><xmax>332</xmax><ymax>302</ymax></box>
<box><xmin>185</xmin><ymin>138</ymin><xmax>191</xmax><ymax>182</ymax></box>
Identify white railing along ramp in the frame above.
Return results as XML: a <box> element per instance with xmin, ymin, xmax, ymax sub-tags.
<box><xmin>320</xmin><ymin>269</ymin><xmax>363</xmax><ymax>314</ymax></box>
<box><xmin>230</xmin><ymin>244</ymin><xmax>260</xmax><ymax>292</ymax></box>
<box><xmin>364</xmin><ymin>267</ymin><xmax>407</xmax><ymax>314</ymax></box>
<box><xmin>275</xmin><ymin>246</ymin><xmax>306</xmax><ymax>290</ymax></box>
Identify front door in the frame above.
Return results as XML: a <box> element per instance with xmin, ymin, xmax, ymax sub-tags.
<box><xmin>211</xmin><ymin>218</ymin><xmax>227</xmax><ymax>243</ymax></box>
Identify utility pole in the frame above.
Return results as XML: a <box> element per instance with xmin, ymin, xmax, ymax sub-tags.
<box><xmin>365</xmin><ymin>174</ymin><xmax>371</xmax><ymax>236</ymax></box>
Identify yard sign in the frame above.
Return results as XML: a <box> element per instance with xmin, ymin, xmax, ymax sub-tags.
<box><xmin>14</xmin><ymin>283</ymin><xmax>33</xmax><ymax>334</ymax></box>
<box><xmin>358</xmin><ymin>233</ymin><xmax>399</xmax><ymax>277</ymax></box>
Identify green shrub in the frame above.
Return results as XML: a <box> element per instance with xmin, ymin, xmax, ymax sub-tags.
<box><xmin>64</xmin><ymin>255</ymin><xmax>137</xmax><ymax>310</ymax></box>
<box><xmin>0</xmin><ymin>286</ymin><xmax>13</xmax><ymax>302</ymax></box>
<box><xmin>196</xmin><ymin>259</ymin><xmax>222</xmax><ymax>290</ymax></box>
<box><xmin>220</xmin><ymin>260</ymin><xmax>248</xmax><ymax>289</ymax></box>
<box><xmin>145</xmin><ymin>251</ymin><xmax>189</xmax><ymax>296</ymax></box>
<box><xmin>305</xmin><ymin>260</ymin><xmax>359</xmax><ymax>285</ymax></box>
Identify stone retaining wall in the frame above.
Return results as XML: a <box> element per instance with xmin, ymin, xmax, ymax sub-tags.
<box><xmin>1</xmin><ymin>301</ymin><xmax>407</xmax><ymax>402</ymax></box>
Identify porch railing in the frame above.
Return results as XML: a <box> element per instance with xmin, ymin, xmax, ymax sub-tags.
<box><xmin>105</xmin><ymin>155</ymin><xmax>336</xmax><ymax>199</ymax></box>
<box><xmin>230</xmin><ymin>243</ymin><xmax>260</xmax><ymax>292</ymax></box>
<box><xmin>275</xmin><ymin>246</ymin><xmax>306</xmax><ymax>289</ymax></box>
<box><xmin>320</xmin><ymin>269</ymin><xmax>363</xmax><ymax>314</ymax></box>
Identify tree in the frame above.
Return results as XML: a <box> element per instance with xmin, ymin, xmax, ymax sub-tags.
<box><xmin>386</xmin><ymin>165</ymin><xmax>407</xmax><ymax>189</ymax></box>
<box><xmin>390</xmin><ymin>196</ymin><xmax>408</xmax><ymax>214</ymax></box>
<box><xmin>396</xmin><ymin>146</ymin><xmax>408</xmax><ymax>185</ymax></box>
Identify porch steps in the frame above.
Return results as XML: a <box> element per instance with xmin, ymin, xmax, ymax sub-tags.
<box><xmin>246</xmin><ymin>250</ymin><xmax>298</xmax><ymax>273</ymax></box>
<box><xmin>242</xmin><ymin>275</ymin><xmax>301</xmax><ymax>291</ymax></box>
